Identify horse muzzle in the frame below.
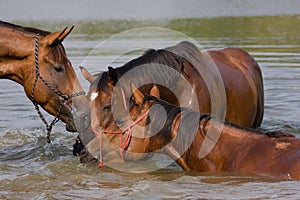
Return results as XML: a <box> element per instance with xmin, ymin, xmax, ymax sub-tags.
<box><xmin>73</xmin><ymin>135</ymin><xmax>97</xmax><ymax>163</ymax></box>
<box><xmin>73</xmin><ymin>129</ymin><xmax>98</xmax><ymax>163</ymax></box>
<box><xmin>65</xmin><ymin>95</ymin><xmax>91</xmax><ymax>132</ymax></box>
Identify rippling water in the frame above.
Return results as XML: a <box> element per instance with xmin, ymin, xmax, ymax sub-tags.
<box><xmin>1</xmin><ymin>15</ymin><xmax>300</xmax><ymax>199</ymax></box>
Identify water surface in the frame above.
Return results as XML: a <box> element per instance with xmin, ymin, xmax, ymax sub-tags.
<box><xmin>1</xmin><ymin>15</ymin><xmax>300</xmax><ymax>199</ymax></box>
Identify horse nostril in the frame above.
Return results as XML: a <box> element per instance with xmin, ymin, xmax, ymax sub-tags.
<box><xmin>80</xmin><ymin>148</ymin><xmax>87</xmax><ymax>157</ymax></box>
<box><xmin>83</xmin><ymin>114</ymin><xmax>88</xmax><ymax>123</ymax></box>
<box><xmin>81</xmin><ymin>113</ymin><xmax>91</xmax><ymax>128</ymax></box>
<box><xmin>116</xmin><ymin>118</ymin><xmax>123</xmax><ymax>127</ymax></box>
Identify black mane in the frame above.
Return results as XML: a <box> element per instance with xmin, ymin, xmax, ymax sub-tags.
<box><xmin>96</xmin><ymin>41</ymin><xmax>202</xmax><ymax>94</ymax></box>
<box><xmin>96</xmin><ymin>71</ymin><xmax>111</xmax><ymax>93</ymax></box>
<box><xmin>0</xmin><ymin>21</ymin><xmax>50</xmax><ymax>36</ymax></box>
<box><xmin>143</xmin><ymin>95</ymin><xmax>294</xmax><ymax>150</ymax></box>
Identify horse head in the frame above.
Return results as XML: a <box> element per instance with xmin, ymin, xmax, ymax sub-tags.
<box><xmin>74</xmin><ymin>66</ymin><xmax>120</xmax><ymax>163</ymax></box>
<box><xmin>80</xmin><ymin>66</ymin><xmax>117</xmax><ymax>130</ymax></box>
<box><xmin>0</xmin><ymin>22</ymin><xmax>91</xmax><ymax>133</ymax></box>
<box><xmin>29</xmin><ymin>27</ymin><xmax>91</xmax><ymax>132</ymax></box>
<box><xmin>73</xmin><ymin>76</ymin><xmax>161</xmax><ymax>164</ymax></box>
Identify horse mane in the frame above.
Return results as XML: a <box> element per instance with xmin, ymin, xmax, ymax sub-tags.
<box><xmin>0</xmin><ymin>21</ymin><xmax>50</xmax><ymax>36</ymax></box>
<box><xmin>96</xmin><ymin>41</ymin><xmax>203</xmax><ymax>93</ymax></box>
<box><xmin>143</xmin><ymin>95</ymin><xmax>183</xmax><ymax>143</ymax></box>
<box><xmin>144</xmin><ymin>95</ymin><xmax>205</xmax><ymax>154</ymax></box>
<box><xmin>97</xmin><ymin>71</ymin><xmax>111</xmax><ymax>93</ymax></box>
<box><xmin>144</xmin><ymin>95</ymin><xmax>294</xmax><ymax>152</ymax></box>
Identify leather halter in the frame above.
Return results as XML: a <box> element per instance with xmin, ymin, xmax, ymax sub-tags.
<box><xmin>30</xmin><ymin>33</ymin><xmax>85</xmax><ymax>143</ymax></box>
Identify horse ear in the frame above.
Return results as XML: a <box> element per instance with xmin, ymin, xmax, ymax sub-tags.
<box><xmin>131</xmin><ymin>83</ymin><xmax>144</xmax><ymax>105</ymax></box>
<box><xmin>79</xmin><ymin>66</ymin><xmax>97</xmax><ymax>83</ymax></box>
<box><xmin>150</xmin><ymin>85</ymin><xmax>160</xmax><ymax>98</ymax></box>
<box><xmin>108</xmin><ymin>66</ymin><xmax>118</xmax><ymax>85</ymax></box>
<box><xmin>41</xmin><ymin>26</ymin><xmax>74</xmax><ymax>46</ymax></box>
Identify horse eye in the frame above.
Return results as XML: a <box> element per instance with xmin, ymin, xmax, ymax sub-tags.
<box><xmin>103</xmin><ymin>105</ymin><xmax>111</xmax><ymax>111</ymax></box>
<box><xmin>54</xmin><ymin>66</ymin><xmax>64</xmax><ymax>73</ymax></box>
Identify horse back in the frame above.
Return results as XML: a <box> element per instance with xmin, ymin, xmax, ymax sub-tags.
<box><xmin>207</xmin><ymin>48</ymin><xmax>264</xmax><ymax>127</ymax></box>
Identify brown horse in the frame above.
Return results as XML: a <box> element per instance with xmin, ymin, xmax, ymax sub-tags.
<box><xmin>80</xmin><ymin>41</ymin><xmax>263</xmax><ymax>136</ymax></box>
<box><xmin>79</xmin><ymin>85</ymin><xmax>300</xmax><ymax>180</ymax></box>
<box><xmin>0</xmin><ymin>21</ymin><xmax>90</xmax><ymax>138</ymax></box>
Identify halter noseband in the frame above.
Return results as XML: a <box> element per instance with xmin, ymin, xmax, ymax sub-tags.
<box><xmin>30</xmin><ymin>33</ymin><xmax>85</xmax><ymax>143</ymax></box>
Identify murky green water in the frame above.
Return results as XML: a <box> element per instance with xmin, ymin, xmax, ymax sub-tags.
<box><xmin>1</xmin><ymin>15</ymin><xmax>300</xmax><ymax>199</ymax></box>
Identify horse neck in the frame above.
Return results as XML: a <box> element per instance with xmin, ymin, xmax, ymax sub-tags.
<box><xmin>0</xmin><ymin>25</ymin><xmax>35</xmax><ymax>84</ymax></box>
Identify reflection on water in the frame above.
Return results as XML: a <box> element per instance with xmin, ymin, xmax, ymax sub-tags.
<box><xmin>1</xmin><ymin>15</ymin><xmax>300</xmax><ymax>199</ymax></box>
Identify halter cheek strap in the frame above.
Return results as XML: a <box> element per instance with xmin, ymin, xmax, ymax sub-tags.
<box><xmin>121</xmin><ymin>88</ymin><xmax>127</xmax><ymax>110</ymax></box>
<box><xmin>31</xmin><ymin>33</ymin><xmax>85</xmax><ymax>143</ymax></box>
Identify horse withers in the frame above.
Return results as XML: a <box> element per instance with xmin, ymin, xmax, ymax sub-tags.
<box><xmin>80</xmin><ymin>84</ymin><xmax>300</xmax><ymax>180</ymax></box>
<box><xmin>0</xmin><ymin>21</ymin><xmax>91</xmax><ymax>138</ymax></box>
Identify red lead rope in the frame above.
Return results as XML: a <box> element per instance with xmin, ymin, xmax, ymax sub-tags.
<box><xmin>89</xmin><ymin>110</ymin><xmax>150</xmax><ymax>167</ymax></box>
<box><xmin>89</xmin><ymin>88</ymin><xmax>150</xmax><ymax>167</ymax></box>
